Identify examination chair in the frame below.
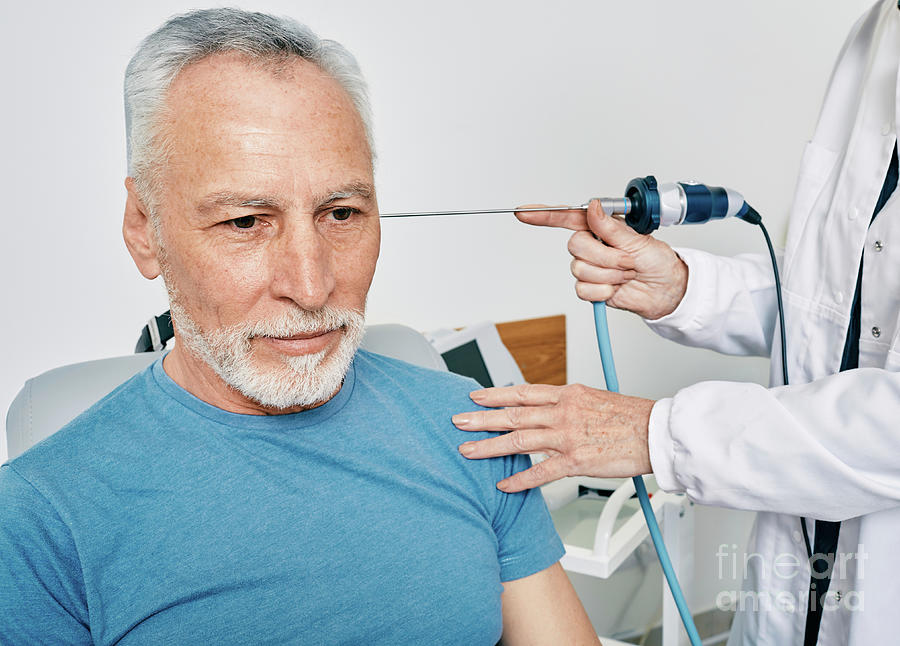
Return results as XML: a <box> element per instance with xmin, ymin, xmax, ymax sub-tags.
<box><xmin>5</xmin><ymin>324</ymin><xmax>446</xmax><ymax>460</ymax></box>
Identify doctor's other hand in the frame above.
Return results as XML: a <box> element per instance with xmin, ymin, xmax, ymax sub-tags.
<box><xmin>453</xmin><ymin>383</ymin><xmax>654</xmax><ymax>492</ymax></box>
<box><xmin>515</xmin><ymin>199</ymin><xmax>689</xmax><ymax>320</ymax></box>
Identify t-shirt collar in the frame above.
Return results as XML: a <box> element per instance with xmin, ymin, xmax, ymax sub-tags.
<box><xmin>150</xmin><ymin>354</ymin><xmax>356</xmax><ymax>430</ymax></box>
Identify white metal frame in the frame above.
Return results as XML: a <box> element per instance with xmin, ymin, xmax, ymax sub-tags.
<box><xmin>550</xmin><ymin>476</ymin><xmax>694</xmax><ymax>646</ymax></box>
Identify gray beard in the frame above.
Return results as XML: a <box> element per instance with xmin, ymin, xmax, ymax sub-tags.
<box><xmin>168</xmin><ymin>299</ymin><xmax>365</xmax><ymax>410</ymax></box>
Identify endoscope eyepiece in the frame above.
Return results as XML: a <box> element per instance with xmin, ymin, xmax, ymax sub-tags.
<box><xmin>624</xmin><ymin>175</ymin><xmax>662</xmax><ymax>234</ymax></box>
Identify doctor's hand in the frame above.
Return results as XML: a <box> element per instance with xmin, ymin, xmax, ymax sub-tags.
<box><xmin>454</xmin><ymin>383</ymin><xmax>654</xmax><ymax>492</ymax></box>
<box><xmin>515</xmin><ymin>199</ymin><xmax>689</xmax><ymax>320</ymax></box>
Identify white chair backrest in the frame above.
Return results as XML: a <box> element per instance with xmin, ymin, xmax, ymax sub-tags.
<box><xmin>5</xmin><ymin>323</ymin><xmax>445</xmax><ymax>460</ymax></box>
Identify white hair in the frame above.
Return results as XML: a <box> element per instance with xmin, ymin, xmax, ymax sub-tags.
<box><xmin>124</xmin><ymin>7</ymin><xmax>375</xmax><ymax>213</ymax></box>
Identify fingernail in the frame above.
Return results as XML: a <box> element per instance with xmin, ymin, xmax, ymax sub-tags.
<box><xmin>459</xmin><ymin>442</ymin><xmax>475</xmax><ymax>457</ymax></box>
<box><xmin>496</xmin><ymin>480</ymin><xmax>511</xmax><ymax>492</ymax></box>
<box><xmin>470</xmin><ymin>390</ymin><xmax>485</xmax><ymax>402</ymax></box>
<box><xmin>452</xmin><ymin>415</ymin><xmax>470</xmax><ymax>427</ymax></box>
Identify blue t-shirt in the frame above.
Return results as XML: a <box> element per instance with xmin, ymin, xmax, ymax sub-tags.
<box><xmin>0</xmin><ymin>351</ymin><xmax>564</xmax><ymax>645</ymax></box>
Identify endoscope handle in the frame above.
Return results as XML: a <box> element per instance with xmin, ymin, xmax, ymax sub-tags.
<box><xmin>622</xmin><ymin>176</ymin><xmax>752</xmax><ymax>235</ymax></box>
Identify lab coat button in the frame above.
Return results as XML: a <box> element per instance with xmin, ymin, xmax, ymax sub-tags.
<box><xmin>882</xmin><ymin>122</ymin><xmax>893</xmax><ymax>136</ymax></box>
<box><xmin>874</xmin><ymin>240</ymin><xmax>884</xmax><ymax>252</ymax></box>
<box><xmin>872</xmin><ymin>326</ymin><xmax>882</xmax><ymax>338</ymax></box>
<box><xmin>849</xmin><ymin>207</ymin><xmax>859</xmax><ymax>220</ymax></box>
<box><xmin>835</xmin><ymin>291</ymin><xmax>844</xmax><ymax>304</ymax></box>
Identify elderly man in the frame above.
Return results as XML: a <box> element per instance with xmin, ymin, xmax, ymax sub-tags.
<box><xmin>0</xmin><ymin>9</ymin><xmax>598</xmax><ymax>645</ymax></box>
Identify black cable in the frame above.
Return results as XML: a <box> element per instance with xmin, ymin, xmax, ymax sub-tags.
<box><xmin>800</xmin><ymin>515</ymin><xmax>813</xmax><ymax>563</ymax></box>
<box><xmin>742</xmin><ymin>206</ymin><xmax>811</xmax><ymax>558</ymax></box>
<box><xmin>742</xmin><ymin>206</ymin><xmax>789</xmax><ymax>387</ymax></box>
<box><xmin>758</xmin><ymin>222</ymin><xmax>790</xmax><ymax>389</ymax></box>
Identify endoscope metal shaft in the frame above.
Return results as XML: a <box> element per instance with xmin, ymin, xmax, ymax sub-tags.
<box><xmin>380</xmin><ymin>177</ymin><xmax>755</xmax><ymax>235</ymax></box>
<box><xmin>379</xmin><ymin>198</ymin><xmax>631</xmax><ymax>218</ymax></box>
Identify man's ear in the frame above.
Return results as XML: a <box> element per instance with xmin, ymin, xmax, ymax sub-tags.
<box><xmin>123</xmin><ymin>177</ymin><xmax>161</xmax><ymax>280</ymax></box>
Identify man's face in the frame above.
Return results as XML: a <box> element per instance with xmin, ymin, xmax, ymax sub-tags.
<box><xmin>145</xmin><ymin>53</ymin><xmax>379</xmax><ymax>412</ymax></box>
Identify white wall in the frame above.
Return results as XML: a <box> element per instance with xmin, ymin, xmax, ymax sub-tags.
<box><xmin>1</xmin><ymin>0</ymin><xmax>874</xmax><ymax>630</ymax></box>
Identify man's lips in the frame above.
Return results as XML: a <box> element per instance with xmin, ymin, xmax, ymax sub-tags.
<box><xmin>256</xmin><ymin>327</ymin><xmax>342</xmax><ymax>355</ymax></box>
<box><xmin>274</xmin><ymin>330</ymin><xmax>332</xmax><ymax>341</ymax></box>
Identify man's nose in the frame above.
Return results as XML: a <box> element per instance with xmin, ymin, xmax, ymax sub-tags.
<box><xmin>270</xmin><ymin>222</ymin><xmax>335</xmax><ymax>310</ymax></box>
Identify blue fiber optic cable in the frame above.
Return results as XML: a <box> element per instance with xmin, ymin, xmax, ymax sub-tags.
<box><xmin>592</xmin><ymin>301</ymin><xmax>702</xmax><ymax>646</ymax></box>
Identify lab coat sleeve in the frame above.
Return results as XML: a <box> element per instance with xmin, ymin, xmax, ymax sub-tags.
<box><xmin>644</xmin><ymin>247</ymin><xmax>779</xmax><ymax>358</ymax></box>
<box><xmin>648</xmin><ymin>367</ymin><xmax>900</xmax><ymax>521</ymax></box>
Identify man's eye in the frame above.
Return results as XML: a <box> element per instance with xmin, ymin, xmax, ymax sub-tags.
<box><xmin>331</xmin><ymin>207</ymin><xmax>356</xmax><ymax>221</ymax></box>
<box><xmin>231</xmin><ymin>215</ymin><xmax>257</xmax><ymax>229</ymax></box>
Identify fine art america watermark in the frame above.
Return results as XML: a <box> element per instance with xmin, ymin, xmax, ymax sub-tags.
<box><xmin>714</xmin><ymin>541</ymin><xmax>867</xmax><ymax>613</ymax></box>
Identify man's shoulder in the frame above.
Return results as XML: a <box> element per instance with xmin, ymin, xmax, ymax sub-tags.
<box><xmin>8</xmin><ymin>363</ymin><xmax>158</xmax><ymax>475</ymax></box>
<box><xmin>353</xmin><ymin>349</ymin><xmax>480</xmax><ymax>399</ymax></box>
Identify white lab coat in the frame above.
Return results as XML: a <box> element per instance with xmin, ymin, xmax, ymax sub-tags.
<box><xmin>645</xmin><ymin>2</ymin><xmax>900</xmax><ymax>644</ymax></box>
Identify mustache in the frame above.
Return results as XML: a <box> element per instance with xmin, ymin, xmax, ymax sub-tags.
<box><xmin>216</xmin><ymin>306</ymin><xmax>365</xmax><ymax>340</ymax></box>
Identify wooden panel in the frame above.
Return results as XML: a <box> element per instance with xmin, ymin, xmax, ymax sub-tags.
<box><xmin>495</xmin><ymin>314</ymin><xmax>566</xmax><ymax>386</ymax></box>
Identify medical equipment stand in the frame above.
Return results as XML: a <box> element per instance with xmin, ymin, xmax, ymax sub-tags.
<box><xmin>546</xmin><ymin>476</ymin><xmax>695</xmax><ymax>646</ymax></box>
<box><xmin>661</xmin><ymin>494</ymin><xmax>695</xmax><ymax>646</ymax></box>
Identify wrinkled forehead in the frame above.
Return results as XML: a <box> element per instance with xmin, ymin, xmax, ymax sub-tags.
<box><xmin>166</xmin><ymin>51</ymin><xmax>369</xmax><ymax>144</ymax></box>
<box><xmin>156</xmin><ymin>52</ymin><xmax>374</xmax><ymax>206</ymax></box>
